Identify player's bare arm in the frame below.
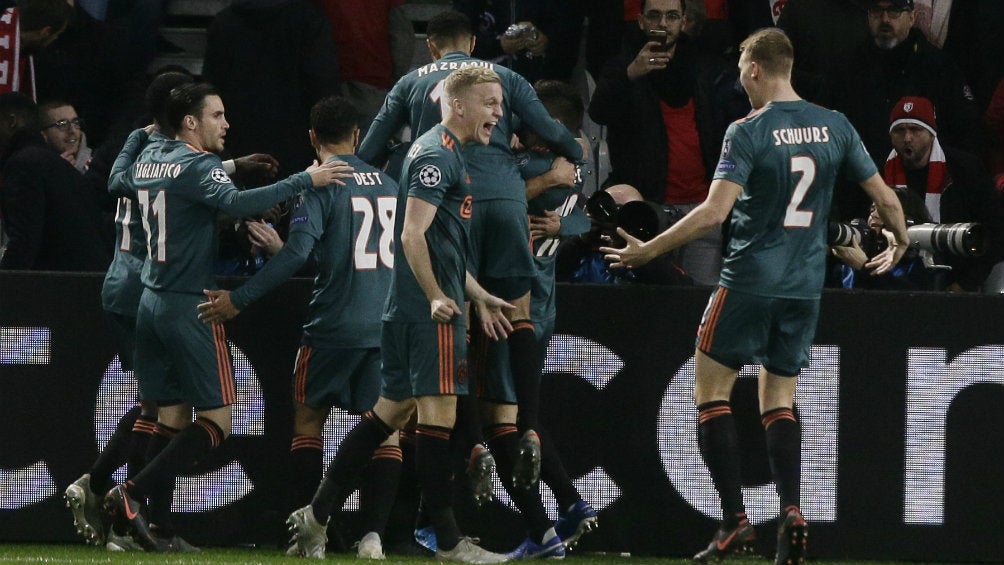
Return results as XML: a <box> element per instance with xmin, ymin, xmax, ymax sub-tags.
<box><xmin>464</xmin><ymin>272</ymin><xmax>515</xmax><ymax>340</ymax></box>
<box><xmin>400</xmin><ymin>196</ymin><xmax>459</xmax><ymax>323</ymax></box>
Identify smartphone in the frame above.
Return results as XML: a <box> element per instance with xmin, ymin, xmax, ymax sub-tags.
<box><xmin>646</xmin><ymin>29</ymin><xmax>669</xmax><ymax>51</ymax></box>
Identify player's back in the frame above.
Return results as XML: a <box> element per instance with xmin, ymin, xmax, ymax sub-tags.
<box><xmin>102</xmin><ymin>132</ymin><xmax>169</xmax><ymax>315</ymax></box>
<box><xmin>130</xmin><ymin>139</ymin><xmax>228</xmax><ymax>294</ymax></box>
<box><xmin>718</xmin><ymin>100</ymin><xmax>875</xmax><ymax>298</ymax></box>
<box><xmin>299</xmin><ymin>154</ymin><xmax>398</xmax><ymax>346</ymax></box>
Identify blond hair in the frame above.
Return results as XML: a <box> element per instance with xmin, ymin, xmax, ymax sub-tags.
<box><xmin>739</xmin><ymin>28</ymin><xmax>794</xmax><ymax>79</ymax></box>
<box><xmin>443</xmin><ymin>66</ymin><xmax>501</xmax><ymax>100</ymax></box>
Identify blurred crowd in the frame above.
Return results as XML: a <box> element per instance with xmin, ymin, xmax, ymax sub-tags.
<box><xmin>1</xmin><ymin>0</ymin><xmax>1003</xmax><ymax>292</ymax></box>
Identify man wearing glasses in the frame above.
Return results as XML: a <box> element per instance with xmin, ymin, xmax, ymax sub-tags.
<box><xmin>38</xmin><ymin>100</ymin><xmax>89</xmax><ymax>173</ymax></box>
<box><xmin>829</xmin><ymin>0</ymin><xmax>982</xmax><ymax>221</ymax></box>
<box><xmin>589</xmin><ymin>0</ymin><xmax>749</xmax><ymax>286</ymax></box>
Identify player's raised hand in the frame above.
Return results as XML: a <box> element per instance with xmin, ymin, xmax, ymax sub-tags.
<box><xmin>600</xmin><ymin>227</ymin><xmax>652</xmax><ymax>269</ymax></box>
<box><xmin>548</xmin><ymin>156</ymin><xmax>576</xmax><ymax>188</ymax></box>
<box><xmin>198</xmin><ymin>289</ymin><xmax>241</xmax><ymax>324</ymax></box>
<box><xmin>865</xmin><ymin>228</ymin><xmax>907</xmax><ymax>275</ymax></box>
<box><xmin>430</xmin><ymin>296</ymin><xmax>463</xmax><ymax>324</ymax></box>
<box><xmin>474</xmin><ymin>295</ymin><xmax>515</xmax><ymax>341</ymax></box>
<box><xmin>306</xmin><ymin>159</ymin><xmax>354</xmax><ymax>187</ymax></box>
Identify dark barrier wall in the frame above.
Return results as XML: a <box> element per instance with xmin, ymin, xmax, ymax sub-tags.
<box><xmin>1</xmin><ymin>272</ymin><xmax>1002</xmax><ymax>561</ymax></box>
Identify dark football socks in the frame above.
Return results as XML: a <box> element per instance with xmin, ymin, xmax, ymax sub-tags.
<box><xmin>415</xmin><ymin>424</ymin><xmax>462</xmax><ymax>551</ymax></box>
<box><xmin>763</xmin><ymin>407</ymin><xmax>801</xmax><ymax>509</ymax></box>
<box><xmin>359</xmin><ymin>444</ymin><xmax>403</xmax><ymax>536</ymax></box>
<box><xmin>697</xmin><ymin>401</ymin><xmax>746</xmax><ymax>520</ymax></box>
<box><xmin>88</xmin><ymin>405</ymin><xmax>142</xmax><ymax>493</ymax></box>
<box><xmin>289</xmin><ymin>434</ymin><xmax>323</xmax><ymax>509</ymax></box>
<box><xmin>508</xmin><ymin>321</ymin><xmax>540</xmax><ymax>432</ymax></box>
<box><xmin>485</xmin><ymin>423</ymin><xmax>551</xmax><ymax>541</ymax></box>
<box><xmin>311</xmin><ymin>411</ymin><xmax>394</xmax><ymax>524</ymax></box>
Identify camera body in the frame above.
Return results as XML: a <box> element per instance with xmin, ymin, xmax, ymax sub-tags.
<box><xmin>584</xmin><ymin>191</ymin><xmax>682</xmax><ymax>244</ymax></box>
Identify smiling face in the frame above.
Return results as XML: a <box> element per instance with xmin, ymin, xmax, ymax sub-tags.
<box><xmin>40</xmin><ymin>105</ymin><xmax>82</xmax><ymax>156</ymax></box>
<box><xmin>191</xmin><ymin>95</ymin><xmax>228</xmax><ymax>153</ymax></box>
<box><xmin>462</xmin><ymin>81</ymin><xmax>503</xmax><ymax>146</ymax></box>
<box><xmin>890</xmin><ymin>123</ymin><xmax>934</xmax><ymax>170</ymax></box>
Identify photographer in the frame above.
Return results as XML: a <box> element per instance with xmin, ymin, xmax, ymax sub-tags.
<box><xmin>555</xmin><ymin>183</ymin><xmax>691</xmax><ymax>285</ymax></box>
<box><xmin>882</xmin><ymin>96</ymin><xmax>1004</xmax><ymax>291</ymax></box>
<box><xmin>830</xmin><ymin>190</ymin><xmax>932</xmax><ymax>290</ymax></box>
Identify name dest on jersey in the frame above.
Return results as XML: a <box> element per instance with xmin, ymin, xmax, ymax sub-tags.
<box><xmin>772</xmin><ymin>126</ymin><xmax>830</xmax><ymax>146</ymax></box>
<box><xmin>417</xmin><ymin>60</ymin><xmax>494</xmax><ymax>77</ymax></box>
<box><xmin>353</xmin><ymin>172</ymin><xmax>384</xmax><ymax>186</ymax></box>
<box><xmin>133</xmin><ymin>162</ymin><xmax>182</xmax><ymax>179</ymax></box>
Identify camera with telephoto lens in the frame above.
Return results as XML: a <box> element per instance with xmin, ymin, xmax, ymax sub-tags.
<box><xmin>504</xmin><ymin>22</ymin><xmax>539</xmax><ymax>43</ymax></box>
<box><xmin>584</xmin><ymin>191</ymin><xmax>683</xmax><ymax>245</ymax></box>
<box><xmin>828</xmin><ymin>220</ymin><xmax>986</xmax><ymax>258</ymax></box>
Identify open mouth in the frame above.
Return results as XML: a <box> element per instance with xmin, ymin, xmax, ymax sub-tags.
<box><xmin>482</xmin><ymin>122</ymin><xmax>495</xmax><ymax>137</ymax></box>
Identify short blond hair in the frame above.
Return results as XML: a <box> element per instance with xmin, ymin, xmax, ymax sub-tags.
<box><xmin>443</xmin><ymin>66</ymin><xmax>501</xmax><ymax>100</ymax></box>
<box><xmin>739</xmin><ymin>28</ymin><xmax>794</xmax><ymax>79</ymax></box>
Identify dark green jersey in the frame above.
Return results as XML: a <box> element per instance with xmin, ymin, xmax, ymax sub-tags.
<box><xmin>359</xmin><ymin>51</ymin><xmax>582</xmax><ymax>202</ymax></box>
<box><xmin>229</xmin><ymin>155</ymin><xmax>397</xmax><ymax>348</ymax></box>
<box><xmin>516</xmin><ymin>148</ymin><xmax>590</xmax><ymax>322</ymax></box>
<box><xmin>102</xmin><ymin>129</ymin><xmax>166</xmax><ymax>315</ymax></box>
<box><xmin>383</xmin><ymin>125</ymin><xmax>472</xmax><ymax>324</ymax></box>
<box><xmin>713</xmin><ymin>100</ymin><xmax>876</xmax><ymax>298</ymax></box>
<box><xmin>122</xmin><ymin>138</ymin><xmax>311</xmax><ymax>294</ymax></box>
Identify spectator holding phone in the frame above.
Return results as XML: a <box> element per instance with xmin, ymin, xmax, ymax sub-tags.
<box><xmin>588</xmin><ymin>0</ymin><xmax>749</xmax><ymax>285</ymax></box>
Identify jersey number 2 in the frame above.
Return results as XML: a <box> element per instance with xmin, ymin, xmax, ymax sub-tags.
<box><xmin>784</xmin><ymin>156</ymin><xmax>816</xmax><ymax>228</ymax></box>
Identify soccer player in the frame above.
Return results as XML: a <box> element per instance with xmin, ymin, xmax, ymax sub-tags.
<box><xmin>100</xmin><ymin>82</ymin><xmax>353</xmax><ymax>551</ymax></box>
<box><xmin>359</xmin><ymin>10</ymin><xmax>583</xmax><ymax>497</ymax></box>
<box><xmin>196</xmin><ymin>95</ymin><xmax>400</xmax><ymax>559</ymax></box>
<box><xmin>64</xmin><ymin>70</ymin><xmax>194</xmax><ymax>552</ymax></box>
<box><xmin>284</xmin><ymin>66</ymin><xmax>512</xmax><ymax>564</ymax></box>
<box><xmin>601</xmin><ymin>28</ymin><xmax>909</xmax><ymax>565</ymax></box>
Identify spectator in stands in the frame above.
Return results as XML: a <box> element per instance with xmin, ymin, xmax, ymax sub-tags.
<box><xmin>882</xmin><ymin>96</ymin><xmax>1004</xmax><ymax>291</ymax></box>
<box><xmin>315</xmin><ymin>0</ymin><xmax>414</xmax><ymax>133</ymax></box>
<box><xmin>38</xmin><ymin>100</ymin><xmax>90</xmax><ymax>173</ymax></box>
<box><xmin>453</xmin><ymin>0</ymin><xmax>557</xmax><ymax>85</ymax></box>
<box><xmin>202</xmin><ymin>0</ymin><xmax>341</xmax><ymax>179</ymax></box>
<box><xmin>829</xmin><ymin>0</ymin><xmax>982</xmax><ymax>173</ymax></box>
<box><xmin>588</xmin><ymin>0</ymin><xmax>748</xmax><ymax>285</ymax></box>
<box><xmin>0</xmin><ymin>0</ymin><xmax>73</xmax><ymax>98</ymax></box>
<box><xmin>941</xmin><ymin>0</ymin><xmax>1004</xmax><ymax>115</ymax></box>
<box><xmin>0</xmin><ymin>92</ymin><xmax>109</xmax><ymax>271</ymax></box>
<box><xmin>33</xmin><ymin>0</ymin><xmax>132</xmax><ymax>147</ymax></box>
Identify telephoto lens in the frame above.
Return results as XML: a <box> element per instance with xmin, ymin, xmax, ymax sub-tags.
<box><xmin>907</xmin><ymin>223</ymin><xmax>985</xmax><ymax>257</ymax></box>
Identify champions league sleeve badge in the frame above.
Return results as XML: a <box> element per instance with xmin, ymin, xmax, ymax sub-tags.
<box><xmin>210</xmin><ymin>167</ymin><xmax>233</xmax><ymax>184</ymax></box>
<box><xmin>418</xmin><ymin>164</ymin><xmax>442</xmax><ymax>188</ymax></box>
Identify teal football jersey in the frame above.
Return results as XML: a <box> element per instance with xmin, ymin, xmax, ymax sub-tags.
<box><xmin>122</xmin><ymin>138</ymin><xmax>311</xmax><ymax>294</ymax></box>
<box><xmin>516</xmin><ymin>147</ymin><xmax>590</xmax><ymax>323</ymax></box>
<box><xmin>359</xmin><ymin>51</ymin><xmax>582</xmax><ymax>202</ymax></box>
<box><xmin>713</xmin><ymin>100</ymin><xmax>877</xmax><ymax>298</ymax></box>
<box><xmin>383</xmin><ymin>124</ymin><xmax>472</xmax><ymax>324</ymax></box>
<box><xmin>102</xmin><ymin>129</ymin><xmax>166</xmax><ymax>315</ymax></box>
<box><xmin>229</xmin><ymin>155</ymin><xmax>398</xmax><ymax>348</ymax></box>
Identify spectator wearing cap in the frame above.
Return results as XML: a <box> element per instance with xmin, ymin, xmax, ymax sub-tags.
<box><xmin>829</xmin><ymin>0</ymin><xmax>983</xmax><ymax>201</ymax></box>
<box><xmin>884</xmin><ymin>95</ymin><xmax>1004</xmax><ymax>291</ymax></box>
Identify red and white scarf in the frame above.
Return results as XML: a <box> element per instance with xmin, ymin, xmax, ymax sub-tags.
<box><xmin>0</xmin><ymin>7</ymin><xmax>35</xmax><ymax>99</ymax></box>
<box><xmin>884</xmin><ymin>137</ymin><xmax>948</xmax><ymax>222</ymax></box>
